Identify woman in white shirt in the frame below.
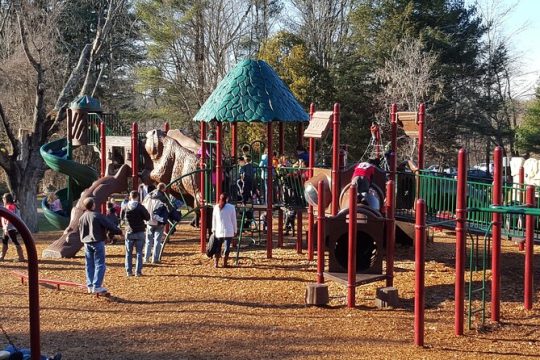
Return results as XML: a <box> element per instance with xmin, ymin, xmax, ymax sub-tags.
<box><xmin>211</xmin><ymin>193</ymin><xmax>237</xmax><ymax>268</ymax></box>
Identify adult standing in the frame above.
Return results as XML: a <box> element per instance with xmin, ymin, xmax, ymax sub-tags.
<box><xmin>121</xmin><ymin>191</ymin><xmax>150</xmax><ymax>277</ymax></box>
<box><xmin>211</xmin><ymin>193</ymin><xmax>237</xmax><ymax>268</ymax></box>
<box><xmin>79</xmin><ymin>197</ymin><xmax>122</xmax><ymax>294</ymax></box>
<box><xmin>1</xmin><ymin>193</ymin><xmax>25</xmax><ymax>262</ymax></box>
<box><xmin>143</xmin><ymin>182</ymin><xmax>174</xmax><ymax>264</ymax></box>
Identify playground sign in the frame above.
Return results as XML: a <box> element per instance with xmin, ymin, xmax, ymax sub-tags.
<box><xmin>396</xmin><ymin>111</ymin><xmax>419</xmax><ymax>137</ymax></box>
<box><xmin>304</xmin><ymin>111</ymin><xmax>333</xmax><ymax>138</ymax></box>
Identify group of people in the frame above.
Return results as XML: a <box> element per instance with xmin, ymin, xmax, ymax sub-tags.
<box><xmin>79</xmin><ymin>182</ymin><xmax>178</xmax><ymax>294</ymax></box>
<box><xmin>234</xmin><ymin>145</ymin><xmax>309</xmax><ymax>205</ymax></box>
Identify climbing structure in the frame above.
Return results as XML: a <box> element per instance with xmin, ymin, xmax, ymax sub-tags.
<box><xmin>193</xmin><ymin>59</ymin><xmax>310</xmax><ymax>257</ymax></box>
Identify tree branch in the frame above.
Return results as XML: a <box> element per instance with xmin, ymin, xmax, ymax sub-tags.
<box><xmin>54</xmin><ymin>43</ymin><xmax>91</xmax><ymax>109</ymax></box>
<box><xmin>16</xmin><ymin>10</ymin><xmax>40</xmax><ymax>72</ymax></box>
<box><xmin>0</xmin><ymin>101</ymin><xmax>18</xmax><ymax>159</ymax></box>
<box><xmin>80</xmin><ymin>0</ymin><xmax>126</xmax><ymax>95</ymax></box>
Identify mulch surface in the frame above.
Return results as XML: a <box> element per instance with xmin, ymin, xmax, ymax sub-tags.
<box><xmin>1</xmin><ymin>226</ymin><xmax>539</xmax><ymax>359</ymax></box>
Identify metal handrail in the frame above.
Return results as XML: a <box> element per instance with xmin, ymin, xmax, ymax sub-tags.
<box><xmin>0</xmin><ymin>208</ymin><xmax>40</xmax><ymax>360</ymax></box>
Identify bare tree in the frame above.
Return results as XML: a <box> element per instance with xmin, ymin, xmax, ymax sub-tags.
<box><xmin>0</xmin><ymin>0</ymin><xmax>127</xmax><ymax>231</ymax></box>
<box><xmin>287</xmin><ymin>0</ymin><xmax>355</xmax><ymax>69</ymax></box>
<box><xmin>375</xmin><ymin>37</ymin><xmax>441</xmax><ymax>110</ymax></box>
<box><xmin>136</xmin><ymin>0</ymin><xmax>254</xmax><ymax>133</ymax></box>
<box><xmin>474</xmin><ymin>0</ymin><xmax>525</xmax><ymax>156</ymax></box>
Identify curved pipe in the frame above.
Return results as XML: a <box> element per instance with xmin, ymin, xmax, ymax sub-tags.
<box><xmin>0</xmin><ymin>208</ymin><xmax>40</xmax><ymax>359</ymax></box>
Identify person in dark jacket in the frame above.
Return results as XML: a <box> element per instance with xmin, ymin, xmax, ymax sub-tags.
<box><xmin>79</xmin><ymin>197</ymin><xmax>122</xmax><ymax>294</ymax></box>
<box><xmin>121</xmin><ymin>191</ymin><xmax>150</xmax><ymax>276</ymax></box>
<box><xmin>142</xmin><ymin>183</ymin><xmax>174</xmax><ymax>264</ymax></box>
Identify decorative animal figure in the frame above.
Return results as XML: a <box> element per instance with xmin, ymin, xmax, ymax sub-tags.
<box><xmin>143</xmin><ymin>129</ymin><xmax>200</xmax><ymax>206</ymax></box>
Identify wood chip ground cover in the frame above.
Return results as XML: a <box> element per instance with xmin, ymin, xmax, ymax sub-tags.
<box><xmin>0</xmin><ymin>227</ymin><xmax>539</xmax><ymax>359</ymax></box>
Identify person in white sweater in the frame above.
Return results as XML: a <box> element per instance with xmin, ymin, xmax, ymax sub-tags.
<box><xmin>211</xmin><ymin>193</ymin><xmax>237</xmax><ymax>268</ymax></box>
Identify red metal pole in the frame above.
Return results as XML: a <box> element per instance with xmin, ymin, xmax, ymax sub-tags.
<box><xmin>455</xmin><ymin>148</ymin><xmax>467</xmax><ymax>335</ymax></box>
<box><xmin>163</xmin><ymin>121</ymin><xmax>170</xmax><ymax>133</ymax></box>
<box><xmin>307</xmin><ymin>205</ymin><xmax>314</xmax><ymax>261</ymax></box>
<box><xmin>390</xmin><ymin>104</ymin><xmax>397</xmax><ymax>182</ymax></box>
<box><xmin>100</xmin><ymin>121</ymin><xmax>107</xmax><ymax>214</ymax></box>
<box><xmin>278</xmin><ymin>209</ymin><xmax>283</xmax><ymax>248</ymax></box>
<box><xmin>307</xmin><ymin>103</ymin><xmax>316</xmax><ymax>260</ymax></box>
<box><xmin>279</xmin><ymin>122</ymin><xmax>284</xmax><ymax>156</ymax></box>
<box><xmin>347</xmin><ymin>184</ymin><xmax>357</xmax><ymax>308</ymax></box>
<box><xmin>331</xmin><ymin>103</ymin><xmax>341</xmax><ymax>216</ymax></box>
<box><xmin>317</xmin><ymin>180</ymin><xmax>325</xmax><ymax>284</ymax></box>
<box><xmin>385</xmin><ymin>180</ymin><xmax>395</xmax><ymax>287</ymax></box>
<box><xmin>296</xmin><ymin>210</ymin><xmax>303</xmax><ymax>254</ymax></box>
<box><xmin>278</xmin><ymin>121</ymin><xmax>284</xmax><ymax>249</ymax></box>
<box><xmin>131</xmin><ymin>122</ymin><xmax>139</xmax><ymax>191</ymax></box>
<box><xmin>200</xmin><ymin>122</ymin><xmax>207</xmax><ymax>253</ymax></box>
<box><xmin>216</xmin><ymin>122</ymin><xmax>223</xmax><ymax>198</ymax></box>
<box><xmin>297</xmin><ymin>122</ymin><xmax>304</xmax><ymax>149</ymax></box>
<box><xmin>417</xmin><ymin>103</ymin><xmax>425</xmax><ymax>171</ymax></box>
<box><xmin>492</xmin><ymin>146</ymin><xmax>503</xmax><ymax>322</ymax></box>
<box><xmin>0</xmin><ymin>208</ymin><xmax>41</xmax><ymax>360</ymax></box>
<box><xmin>231</xmin><ymin>122</ymin><xmax>237</xmax><ymax>160</ymax></box>
<box><xmin>309</xmin><ymin>103</ymin><xmax>315</xmax><ymax>177</ymax></box>
<box><xmin>414</xmin><ymin>199</ymin><xmax>426</xmax><ymax>346</ymax></box>
<box><xmin>266</xmin><ymin>122</ymin><xmax>273</xmax><ymax>259</ymax></box>
<box><xmin>525</xmin><ymin>185</ymin><xmax>534</xmax><ymax>310</ymax></box>
<box><xmin>519</xmin><ymin>166</ymin><xmax>525</xmax><ymax>251</ymax></box>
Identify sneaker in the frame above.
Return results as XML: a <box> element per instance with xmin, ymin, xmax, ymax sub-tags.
<box><xmin>126</xmin><ymin>273</ymin><xmax>133</xmax><ymax>277</ymax></box>
<box><xmin>136</xmin><ymin>273</ymin><xmax>143</xmax><ymax>277</ymax></box>
<box><xmin>93</xmin><ymin>287</ymin><xmax>108</xmax><ymax>294</ymax></box>
<box><xmin>87</xmin><ymin>287</ymin><xmax>93</xmax><ymax>294</ymax></box>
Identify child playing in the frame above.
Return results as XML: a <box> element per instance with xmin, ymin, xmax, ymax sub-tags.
<box><xmin>284</xmin><ymin>207</ymin><xmax>296</xmax><ymax>236</ymax></box>
<box><xmin>1</xmin><ymin>193</ymin><xmax>25</xmax><ymax>262</ymax></box>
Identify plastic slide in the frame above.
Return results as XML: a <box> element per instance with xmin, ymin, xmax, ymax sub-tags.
<box><xmin>40</xmin><ymin>138</ymin><xmax>98</xmax><ymax>229</ymax></box>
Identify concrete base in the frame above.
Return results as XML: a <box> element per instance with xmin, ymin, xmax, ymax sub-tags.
<box><xmin>375</xmin><ymin>286</ymin><xmax>399</xmax><ymax>308</ymax></box>
<box><xmin>305</xmin><ymin>283</ymin><xmax>329</xmax><ymax>306</ymax></box>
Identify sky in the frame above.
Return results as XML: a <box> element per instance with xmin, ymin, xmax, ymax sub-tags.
<box><xmin>470</xmin><ymin>0</ymin><xmax>540</xmax><ymax>98</ymax></box>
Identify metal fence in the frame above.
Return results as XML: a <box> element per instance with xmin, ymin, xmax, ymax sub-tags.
<box><xmin>396</xmin><ymin>170</ymin><xmax>539</xmax><ymax>239</ymax></box>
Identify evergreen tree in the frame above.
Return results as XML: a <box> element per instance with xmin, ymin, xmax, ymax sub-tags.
<box><xmin>516</xmin><ymin>86</ymin><xmax>540</xmax><ymax>154</ymax></box>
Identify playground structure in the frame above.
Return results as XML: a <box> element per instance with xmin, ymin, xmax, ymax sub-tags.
<box><xmin>3</xmin><ymin>57</ymin><xmax>536</xmax><ymax>358</ymax></box>
<box><xmin>299</xmin><ymin>100</ymin><xmax>537</xmax><ymax>343</ymax></box>
<box><xmin>40</xmin><ymin>92</ymin><xmax>212</xmax><ymax>258</ymax></box>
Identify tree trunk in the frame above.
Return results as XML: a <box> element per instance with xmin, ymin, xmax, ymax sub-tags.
<box><xmin>8</xmin><ymin>168</ymin><xmax>41</xmax><ymax>232</ymax></box>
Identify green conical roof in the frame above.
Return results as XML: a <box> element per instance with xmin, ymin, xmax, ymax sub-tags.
<box><xmin>193</xmin><ymin>59</ymin><xmax>309</xmax><ymax>123</ymax></box>
<box><xmin>70</xmin><ymin>95</ymin><xmax>102</xmax><ymax>112</ymax></box>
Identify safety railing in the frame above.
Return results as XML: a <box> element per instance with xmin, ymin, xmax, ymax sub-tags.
<box><xmin>86</xmin><ymin>113</ymin><xmax>130</xmax><ymax>147</ymax></box>
<box><xmin>221</xmin><ymin>163</ymin><xmax>308</xmax><ymax>208</ymax></box>
<box><xmin>395</xmin><ymin>170</ymin><xmax>540</xmax><ymax>238</ymax></box>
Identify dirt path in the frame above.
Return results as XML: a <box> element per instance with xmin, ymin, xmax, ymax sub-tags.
<box><xmin>1</xmin><ymin>227</ymin><xmax>539</xmax><ymax>359</ymax></box>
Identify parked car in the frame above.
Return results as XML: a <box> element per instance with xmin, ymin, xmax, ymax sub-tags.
<box><xmin>426</xmin><ymin>164</ymin><xmax>442</xmax><ymax>172</ymax></box>
<box><xmin>473</xmin><ymin>162</ymin><xmax>494</xmax><ymax>173</ymax></box>
<box><xmin>467</xmin><ymin>169</ymin><xmax>492</xmax><ymax>184</ymax></box>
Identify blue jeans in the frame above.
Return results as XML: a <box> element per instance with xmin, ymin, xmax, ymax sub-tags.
<box><xmin>145</xmin><ymin>225</ymin><xmax>164</xmax><ymax>263</ymax></box>
<box><xmin>125</xmin><ymin>232</ymin><xmax>145</xmax><ymax>275</ymax></box>
<box><xmin>84</xmin><ymin>241</ymin><xmax>106</xmax><ymax>289</ymax></box>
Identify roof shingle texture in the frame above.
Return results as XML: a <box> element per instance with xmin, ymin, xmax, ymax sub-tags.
<box><xmin>193</xmin><ymin>59</ymin><xmax>309</xmax><ymax>123</ymax></box>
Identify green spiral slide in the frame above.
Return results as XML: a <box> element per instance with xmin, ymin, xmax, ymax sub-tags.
<box><xmin>40</xmin><ymin>138</ymin><xmax>99</xmax><ymax>229</ymax></box>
